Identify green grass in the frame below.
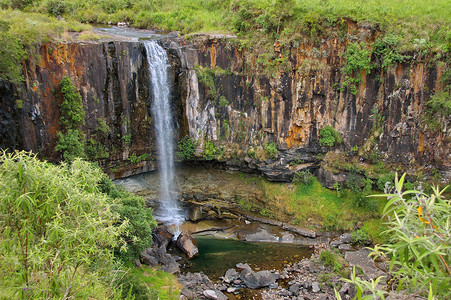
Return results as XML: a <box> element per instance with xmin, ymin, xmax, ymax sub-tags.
<box><xmin>257</xmin><ymin>176</ymin><xmax>385</xmax><ymax>236</ymax></box>
<box><xmin>125</xmin><ymin>263</ymin><xmax>181</xmax><ymax>300</ymax></box>
<box><xmin>1</xmin><ymin>0</ymin><xmax>450</xmax><ymax>83</ymax></box>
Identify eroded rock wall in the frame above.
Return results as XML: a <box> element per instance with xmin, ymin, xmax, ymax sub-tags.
<box><xmin>0</xmin><ymin>33</ymin><xmax>449</xmax><ymax>180</ymax></box>
<box><xmin>166</xmin><ymin>33</ymin><xmax>449</xmax><ymax>179</ymax></box>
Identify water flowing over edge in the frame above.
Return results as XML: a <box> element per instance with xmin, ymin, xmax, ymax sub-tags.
<box><xmin>144</xmin><ymin>40</ymin><xmax>184</xmax><ymax>232</ymax></box>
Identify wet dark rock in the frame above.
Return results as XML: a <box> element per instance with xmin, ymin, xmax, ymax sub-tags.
<box><xmin>176</xmin><ymin>232</ymin><xmax>199</xmax><ymax>259</ymax></box>
<box><xmin>316</xmin><ymin>167</ymin><xmax>350</xmax><ymax>189</ymax></box>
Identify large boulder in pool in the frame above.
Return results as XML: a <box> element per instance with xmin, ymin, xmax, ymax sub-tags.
<box><xmin>176</xmin><ymin>232</ymin><xmax>199</xmax><ymax>259</ymax></box>
<box><xmin>240</xmin><ymin>268</ymin><xmax>279</xmax><ymax>289</ymax></box>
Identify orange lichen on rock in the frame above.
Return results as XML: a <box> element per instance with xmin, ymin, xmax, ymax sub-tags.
<box><xmin>210</xmin><ymin>43</ymin><xmax>216</xmax><ymax>69</ymax></box>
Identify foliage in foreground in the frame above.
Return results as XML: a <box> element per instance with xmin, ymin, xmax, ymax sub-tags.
<box><xmin>0</xmin><ymin>151</ymin><xmax>126</xmax><ymax>299</ymax></box>
<box><xmin>0</xmin><ymin>151</ymin><xmax>161</xmax><ymax>299</ymax></box>
<box><xmin>342</xmin><ymin>174</ymin><xmax>450</xmax><ymax>299</ymax></box>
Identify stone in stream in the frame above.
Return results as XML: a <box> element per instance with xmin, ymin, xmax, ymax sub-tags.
<box><xmin>222</xmin><ymin>268</ymin><xmax>239</xmax><ymax>283</ymax></box>
<box><xmin>203</xmin><ymin>289</ymin><xmax>227</xmax><ymax>300</ymax></box>
<box><xmin>176</xmin><ymin>232</ymin><xmax>199</xmax><ymax>258</ymax></box>
<box><xmin>338</xmin><ymin>243</ymin><xmax>354</xmax><ymax>251</ymax></box>
<box><xmin>236</xmin><ymin>263</ymin><xmax>252</xmax><ymax>272</ymax></box>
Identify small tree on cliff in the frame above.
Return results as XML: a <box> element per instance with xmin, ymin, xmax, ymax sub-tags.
<box><xmin>56</xmin><ymin>76</ymin><xmax>86</xmax><ymax>161</ymax></box>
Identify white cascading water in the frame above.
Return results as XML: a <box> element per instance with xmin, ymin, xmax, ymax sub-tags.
<box><xmin>144</xmin><ymin>40</ymin><xmax>184</xmax><ymax>230</ymax></box>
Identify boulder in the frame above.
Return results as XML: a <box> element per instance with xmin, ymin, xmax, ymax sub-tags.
<box><xmin>236</xmin><ymin>263</ymin><xmax>252</xmax><ymax>272</ymax></box>
<box><xmin>223</xmin><ymin>268</ymin><xmax>239</xmax><ymax>283</ymax></box>
<box><xmin>140</xmin><ymin>252</ymin><xmax>158</xmax><ymax>266</ymax></box>
<box><xmin>240</xmin><ymin>270</ymin><xmax>279</xmax><ymax>289</ymax></box>
<box><xmin>203</xmin><ymin>290</ymin><xmax>218</xmax><ymax>299</ymax></box>
<box><xmin>153</xmin><ymin>225</ymin><xmax>174</xmax><ymax>246</ymax></box>
<box><xmin>176</xmin><ymin>232</ymin><xmax>199</xmax><ymax>258</ymax></box>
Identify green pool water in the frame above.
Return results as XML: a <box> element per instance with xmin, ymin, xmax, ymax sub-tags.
<box><xmin>181</xmin><ymin>236</ymin><xmax>311</xmax><ymax>280</ymax></box>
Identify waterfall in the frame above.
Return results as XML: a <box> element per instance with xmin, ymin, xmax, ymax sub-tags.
<box><xmin>144</xmin><ymin>40</ymin><xmax>184</xmax><ymax>228</ymax></box>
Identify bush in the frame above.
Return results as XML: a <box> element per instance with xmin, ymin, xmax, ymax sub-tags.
<box><xmin>292</xmin><ymin>169</ymin><xmax>314</xmax><ymax>186</ymax></box>
<box><xmin>56</xmin><ymin>129</ymin><xmax>86</xmax><ymax>162</ymax></box>
<box><xmin>351</xmin><ymin>229</ymin><xmax>370</xmax><ymax>245</ymax></box>
<box><xmin>98</xmin><ymin>177</ymin><xmax>157</xmax><ymax>263</ymax></box>
<box><xmin>59</xmin><ymin>76</ymin><xmax>85</xmax><ymax>130</ymax></box>
<box><xmin>176</xmin><ymin>136</ymin><xmax>198</xmax><ymax>160</ymax></box>
<box><xmin>264</xmin><ymin>141</ymin><xmax>277</xmax><ymax>159</ymax></box>
<box><xmin>320</xmin><ymin>250</ymin><xmax>342</xmax><ymax>273</ymax></box>
<box><xmin>345</xmin><ymin>174</ymin><xmax>451</xmax><ymax>299</ymax></box>
<box><xmin>0</xmin><ymin>151</ymin><xmax>126</xmax><ymax>299</ymax></box>
<box><xmin>319</xmin><ymin>125</ymin><xmax>342</xmax><ymax>147</ymax></box>
<box><xmin>0</xmin><ymin>21</ymin><xmax>25</xmax><ymax>84</ymax></box>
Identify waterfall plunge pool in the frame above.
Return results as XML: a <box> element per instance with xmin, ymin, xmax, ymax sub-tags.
<box><xmin>176</xmin><ymin>236</ymin><xmax>311</xmax><ymax>281</ymax></box>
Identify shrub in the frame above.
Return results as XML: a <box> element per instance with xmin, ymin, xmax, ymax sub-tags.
<box><xmin>292</xmin><ymin>169</ymin><xmax>314</xmax><ymax>186</ymax></box>
<box><xmin>345</xmin><ymin>174</ymin><xmax>451</xmax><ymax>299</ymax></box>
<box><xmin>373</xmin><ymin>34</ymin><xmax>408</xmax><ymax>68</ymax></box>
<box><xmin>351</xmin><ymin>229</ymin><xmax>370</xmax><ymax>245</ymax></box>
<box><xmin>264</xmin><ymin>141</ymin><xmax>277</xmax><ymax>159</ymax></box>
<box><xmin>0</xmin><ymin>151</ymin><xmax>126</xmax><ymax>299</ymax></box>
<box><xmin>56</xmin><ymin>129</ymin><xmax>86</xmax><ymax>162</ymax></box>
<box><xmin>219</xmin><ymin>95</ymin><xmax>229</xmax><ymax>107</ymax></box>
<box><xmin>343</xmin><ymin>42</ymin><xmax>373</xmax><ymax>75</ymax></box>
<box><xmin>320</xmin><ymin>250</ymin><xmax>342</xmax><ymax>273</ymax></box>
<box><xmin>98</xmin><ymin>172</ymin><xmax>157</xmax><ymax>263</ymax></box>
<box><xmin>319</xmin><ymin>125</ymin><xmax>342</xmax><ymax>147</ymax></box>
<box><xmin>0</xmin><ymin>21</ymin><xmax>25</xmax><ymax>84</ymax></box>
<box><xmin>59</xmin><ymin>76</ymin><xmax>85</xmax><ymax>130</ymax></box>
<box><xmin>176</xmin><ymin>136</ymin><xmax>198</xmax><ymax>160</ymax></box>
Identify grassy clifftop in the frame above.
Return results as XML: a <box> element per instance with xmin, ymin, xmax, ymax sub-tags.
<box><xmin>1</xmin><ymin>0</ymin><xmax>450</xmax><ymax>85</ymax></box>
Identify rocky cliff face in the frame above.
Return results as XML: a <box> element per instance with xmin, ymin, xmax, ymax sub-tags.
<box><xmin>166</xmin><ymin>32</ymin><xmax>449</xmax><ymax>180</ymax></box>
<box><xmin>0</xmin><ymin>30</ymin><xmax>449</xmax><ymax>180</ymax></box>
